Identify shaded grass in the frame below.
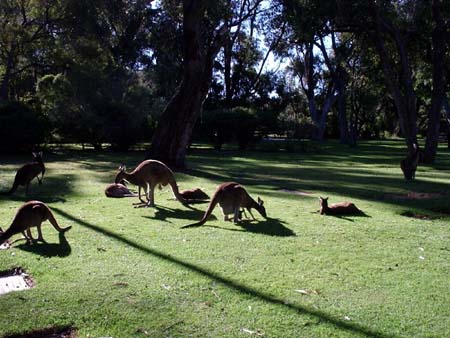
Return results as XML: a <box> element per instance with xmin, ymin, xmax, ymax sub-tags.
<box><xmin>0</xmin><ymin>140</ymin><xmax>449</xmax><ymax>337</ymax></box>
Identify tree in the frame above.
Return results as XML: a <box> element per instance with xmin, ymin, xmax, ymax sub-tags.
<box><xmin>148</xmin><ymin>0</ymin><xmax>263</xmax><ymax>169</ymax></box>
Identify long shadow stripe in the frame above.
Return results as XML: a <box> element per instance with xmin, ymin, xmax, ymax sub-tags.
<box><xmin>53</xmin><ymin>207</ymin><xmax>397</xmax><ymax>338</ymax></box>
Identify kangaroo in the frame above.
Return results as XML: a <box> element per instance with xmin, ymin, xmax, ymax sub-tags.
<box><xmin>0</xmin><ymin>201</ymin><xmax>71</xmax><ymax>245</ymax></box>
<box><xmin>183</xmin><ymin>182</ymin><xmax>266</xmax><ymax>228</ymax></box>
<box><xmin>114</xmin><ymin>160</ymin><xmax>187</xmax><ymax>207</ymax></box>
<box><xmin>105</xmin><ymin>182</ymin><xmax>138</xmax><ymax>198</ymax></box>
<box><xmin>319</xmin><ymin>197</ymin><xmax>364</xmax><ymax>216</ymax></box>
<box><xmin>179</xmin><ymin>188</ymin><xmax>209</xmax><ymax>201</ymax></box>
<box><xmin>8</xmin><ymin>152</ymin><xmax>45</xmax><ymax>195</ymax></box>
<box><xmin>400</xmin><ymin>143</ymin><xmax>421</xmax><ymax>180</ymax></box>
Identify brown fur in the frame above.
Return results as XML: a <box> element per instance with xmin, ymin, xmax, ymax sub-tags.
<box><xmin>0</xmin><ymin>201</ymin><xmax>71</xmax><ymax>244</ymax></box>
<box><xmin>114</xmin><ymin>160</ymin><xmax>187</xmax><ymax>207</ymax></box>
<box><xmin>179</xmin><ymin>188</ymin><xmax>209</xmax><ymax>201</ymax></box>
<box><xmin>8</xmin><ymin>152</ymin><xmax>45</xmax><ymax>195</ymax></box>
<box><xmin>319</xmin><ymin>197</ymin><xmax>363</xmax><ymax>216</ymax></box>
<box><xmin>183</xmin><ymin>182</ymin><xmax>266</xmax><ymax>227</ymax></box>
<box><xmin>400</xmin><ymin>143</ymin><xmax>421</xmax><ymax>180</ymax></box>
<box><xmin>105</xmin><ymin>183</ymin><xmax>138</xmax><ymax>198</ymax></box>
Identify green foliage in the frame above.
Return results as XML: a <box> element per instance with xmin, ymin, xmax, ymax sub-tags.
<box><xmin>197</xmin><ymin>107</ymin><xmax>258</xmax><ymax>150</ymax></box>
<box><xmin>0</xmin><ymin>101</ymin><xmax>50</xmax><ymax>152</ymax></box>
<box><xmin>37</xmin><ymin>70</ymin><xmax>153</xmax><ymax>150</ymax></box>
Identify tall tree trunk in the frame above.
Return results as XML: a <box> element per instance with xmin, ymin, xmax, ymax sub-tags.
<box><xmin>0</xmin><ymin>51</ymin><xmax>14</xmax><ymax>101</ymax></box>
<box><xmin>423</xmin><ymin>0</ymin><xmax>447</xmax><ymax>163</ymax></box>
<box><xmin>370</xmin><ymin>1</ymin><xmax>418</xmax><ymax>152</ymax></box>
<box><xmin>147</xmin><ymin>0</ymin><xmax>225</xmax><ymax>169</ymax></box>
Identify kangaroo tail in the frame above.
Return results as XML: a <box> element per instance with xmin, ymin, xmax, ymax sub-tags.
<box><xmin>168</xmin><ymin>176</ymin><xmax>188</xmax><ymax>205</ymax></box>
<box><xmin>182</xmin><ymin>195</ymin><xmax>219</xmax><ymax>228</ymax></box>
<box><xmin>46</xmin><ymin>207</ymin><xmax>71</xmax><ymax>233</ymax></box>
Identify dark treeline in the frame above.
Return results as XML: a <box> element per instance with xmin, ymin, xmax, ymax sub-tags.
<box><xmin>0</xmin><ymin>0</ymin><xmax>449</xmax><ymax>168</ymax></box>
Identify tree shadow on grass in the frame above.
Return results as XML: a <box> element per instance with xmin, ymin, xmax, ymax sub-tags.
<box><xmin>52</xmin><ymin>207</ymin><xmax>396</xmax><ymax>338</ymax></box>
<box><xmin>141</xmin><ymin>205</ymin><xmax>203</xmax><ymax>223</ymax></box>
<box><xmin>205</xmin><ymin>217</ymin><xmax>296</xmax><ymax>237</ymax></box>
<box><xmin>15</xmin><ymin>232</ymin><xmax>71</xmax><ymax>257</ymax></box>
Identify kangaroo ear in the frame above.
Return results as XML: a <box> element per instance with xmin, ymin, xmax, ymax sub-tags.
<box><xmin>38</xmin><ymin>151</ymin><xmax>43</xmax><ymax>157</ymax></box>
<box><xmin>257</xmin><ymin>197</ymin><xmax>264</xmax><ymax>206</ymax></box>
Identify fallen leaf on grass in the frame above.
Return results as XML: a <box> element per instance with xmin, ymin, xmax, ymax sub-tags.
<box><xmin>295</xmin><ymin>289</ymin><xmax>320</xmax><ymax>295</ymax></box>
<box><xmin>241</xmin><ymin>328</ymin><xmax>265</xmax><ymax>336</ymax></box>
<box><xmin>162</xmin><ymin>284</ymin><xmax>171</xmax><ymax>290</ymax></box>
<box><xmin>344</xmin><ymin>316</ymin><xmax>351</xmax><ymax>321</ymax></box>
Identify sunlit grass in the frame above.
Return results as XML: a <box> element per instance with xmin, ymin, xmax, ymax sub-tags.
<box><xmin>0</xmin><ymin>140</ymin><xmax>449</xmax><ymax>337</ymax></box>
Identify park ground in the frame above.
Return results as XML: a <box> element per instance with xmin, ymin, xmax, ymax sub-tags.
<box><xmin>0</xmin><ymin>140</ymin><xmax>449</xmax><ymax>337</ymax></box>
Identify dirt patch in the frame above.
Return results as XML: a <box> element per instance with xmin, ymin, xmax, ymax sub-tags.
<box><xmin>279</xmin><ymin>189</ymin><xmax>313</xmax><ymax>196</ymax></box>
<box><xmin>401</xmin><ymin>211</ymin><xmax>440</xmax><ymax>220</ymax></box>
<box><xmin>4</xmin><ymin>325</ymin><xmax>77</xmax><ymax>338</ymax></box>
<box><xmin>387</xmin><ymin>191</ymin><xmax>447</xmax><ymax>200</ymax></box>
<box><xmin>0</xmin><ymin>267</ymin><xmax>35</xmax><ymax>295</ymax></box>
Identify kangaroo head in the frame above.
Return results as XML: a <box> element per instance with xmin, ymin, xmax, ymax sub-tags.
<box><xmin>115</xmin><ymin>165</ymin><xmax>127</xmax><ymax>184</ymax></box>
<box><xmin>32</xmin><ymin>151</ymin><xmax>43</xmax><ymax>162</ymax></box>
<box><xmin>319</xmin><ymin>196</ymin><xmax>328</xmax><ymax>207</ymax></box>
<box><xmin>256</xmin><ymin>197</ymin><xmax>267</xmax><ymax>218</ymax></box>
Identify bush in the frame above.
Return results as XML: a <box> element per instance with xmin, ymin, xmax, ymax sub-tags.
<box><xmin>197</xmin><ymin>107</ymin><xmax>258</xmax><ymax>150</ymax></box>
<box><xmin>0</xmin><ymin>101</ymin><xmax>49</xmax><ymax>152</ymax></box>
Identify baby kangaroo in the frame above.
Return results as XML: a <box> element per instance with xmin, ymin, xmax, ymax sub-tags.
<box><xmin>105</xmin><ymin>182</ymin><xmax>138</xmax><ymax>198</ymax></box>
<box><xmin>319</xmin><ymin>197</ymin><xmax>364</xmax><ymax>216</ymax></box>
<box><xmin>0</xmin><ymin>201</ymin><xmax>71</xmax><ymax>245</ymax></box>
<box><xmin>400</xmin><ymin>143</ymin><xmax>421</xmax><ymax>180</ymax></box>
<box><xmin>183</xmin><ymin>182</ymin><xmax>266</xmax><ymax>228</ymax></box>
<box><xmin>115</xmin><ymin>160</ymin><xmax>187</xmax><ymax>207</ymax></box>
<box><xmin>8</xmin><ymin>152</ymin><xmax>45</xmax><ymax>195</ymax></box>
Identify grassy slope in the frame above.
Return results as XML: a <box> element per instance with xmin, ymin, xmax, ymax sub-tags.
<box><xmin>0</xmin><ymin>140</ymin><xmax>449</xmax><ymax>338</ymax></box>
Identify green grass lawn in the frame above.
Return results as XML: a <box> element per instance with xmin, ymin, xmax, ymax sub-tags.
<box><xmin>0</xmin><ymin>140</ymin><xmax>449</xmax><ymax>337</ymax></box>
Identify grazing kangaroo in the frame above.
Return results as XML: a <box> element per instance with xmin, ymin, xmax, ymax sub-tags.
<box><xmin>8</xmin><ymin>152</ymin><xmax>45</xmax><ymax>195</ymax></box>
<box><xmin>0</xmin><ymin>201</ymin><xmax>71</xmax><ymax>245</ymax></box>
<box><xmin>115</xmin><ymin>160</ymin><xmax>187</xmax><ymax>207</ymax></box>
<box><xmin>400</xmin><ymin>143</ymin><xmax>421</xmax><ymax>180</ymax></box>
<box><xmin>105</xmin><ymin>182</ymin><xmax>138</xmax><ymax>198</ymax></box>
<box><xmin>179</xmin><ymin>188</ymin><xmax>209</xmax><ymax>201</ymax></box>
<box><xmin>319</xmin><ymin>197</ymin><xmax>364</xmax><ymax>216</ymax></box>
<box><xmin>183</xmin><ymin>182</ymin><xmax>266</xmax><ymax>228</ymax></box>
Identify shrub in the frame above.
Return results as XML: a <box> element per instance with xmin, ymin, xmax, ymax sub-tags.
<box><xmin>0</xmin><ymin>101</ymin><xmax>49</xmax><ymax>153</ymax></box>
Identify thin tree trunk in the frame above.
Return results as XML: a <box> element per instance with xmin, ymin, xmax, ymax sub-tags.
<box><xmin>370</xmin><ymin>1</ymin><xmax>418</xmax><ymax>152</ymax></box>
<box><xmin>423</xmin><ymin>0</ymin><xmax>447</xmax><ymax>163</ymax></box>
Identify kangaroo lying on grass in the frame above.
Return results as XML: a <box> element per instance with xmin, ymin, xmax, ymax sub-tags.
<box><xmin>183</xmin><ymin>182</ymin><xmax>266</xmax><ymax>228</ymax></box>
<box><xmin>0</xmin><ymin>201</ymin><xmax>71</xmax><ymax>245</ymax></box>
<box><xmin>8</xmin><ymin>152</ymin><xmax>45</xmax><ymax>195</ymax></box>
<box><xmin>179</xmin><ymin>188</ymin><xmax>209</xmax><ymax>202</ymax></box>
<box><xmin>319</xmin><ymin>197</ymin><xmax>364</xmax><ymax>216</ymax></box>
<box><xmin>400</xmin><ymin>143</ymin><xmax>421</xmax><ymax>181</ymax></box>
<box><xmin>115</xmin><ymin>160</ymin><xmax>188</xmax><ymax>207</ymax></box>
<box><xmin>105</xmin><ymin>182</ymin><xmax>138</xmax><ymax>198</ymax></box>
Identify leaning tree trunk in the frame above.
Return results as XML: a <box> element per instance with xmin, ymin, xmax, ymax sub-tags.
<box><xmin>423</xmin><ymin>0</ymin><xmax>447</xmax><ymax>163</ymax></box>
<box><xmin>147</xmin><ymin>0</ymin><xmax>225</xmax><ymax>169</ymax></box>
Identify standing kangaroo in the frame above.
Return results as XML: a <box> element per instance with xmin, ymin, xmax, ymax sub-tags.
<box><xmin>183</xmin><ymin>182</ymin><xmax>266</xmax><ymax>228</ymax></box>
<box><xmin>0</xmin><ymin>201</ymin><xmax>71</xmax><ymax>245</ymax></box>
<box><xmin>8</xmin><ymin>152</ymin><xmax>45</xmax><ymax>195</ymax></box>
<box><xmin>319</xmin><ymin>197</ymin><xmax>364</xmax><ymax>216</ymax></box>
<box><xmin>400</xmin><ymin>143</ymin><xmax>421</xmax><ymax>180</ymax></box>
<box><xmin>114</xmin><ymin>160</ymin><xmax>187</xmax><ymax>207</ymax></box>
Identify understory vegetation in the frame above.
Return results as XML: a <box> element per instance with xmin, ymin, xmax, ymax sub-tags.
<box><xmin>0</xmin><ymin>140</ymin><xmax>449</xmax><ymax>337</ymax></box>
